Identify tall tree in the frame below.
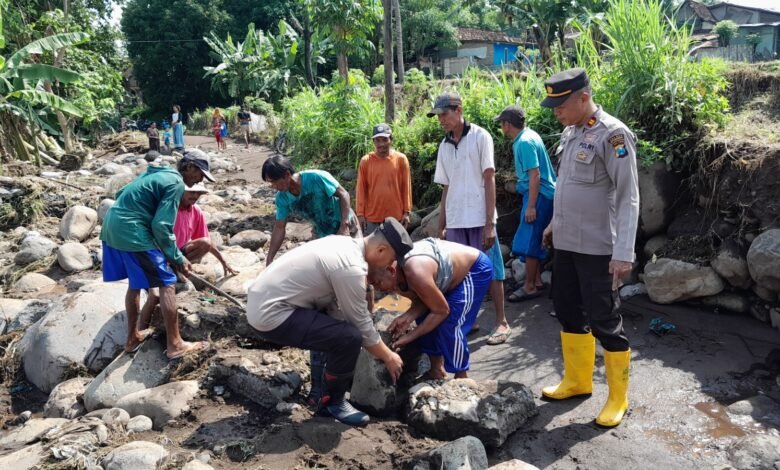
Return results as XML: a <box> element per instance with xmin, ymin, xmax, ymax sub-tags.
<box><xmin>122</xmin><ymin>0</ymin><xmax>232</xmax><ymax>113</ymax></box>
<box><xmin>393</xmin><ymin>0</ymin><xmax>404</xmax><ymax>83</ymax></box>
<box><xmin>313</xmin><ymin>0</ymin><xmax>381</xmax><ymax>80</ymax></box>
<box><xmin>382</xmin><ymin>0</ymin><xmax>394</xmax><ymax>121</ymax></box>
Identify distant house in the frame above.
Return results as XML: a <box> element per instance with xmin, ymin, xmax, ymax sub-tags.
<box><xmin>678</xmin><ymin>0</ymin><xmax>780</xmax><ymax>60</ymax></box>
<box><xmin>436</xmin><ymin>28</ymin><xmax>526</xmax><ymax>76</ymax></box>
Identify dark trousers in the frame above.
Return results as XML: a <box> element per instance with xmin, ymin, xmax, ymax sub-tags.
<box><xmin>552</xmin><ymin>249</ymin><xmax>629</xmax><ymax>352</ymax></box>
<box><xmin>260</xmin><ymin>308</ymin><xmax>362</xmax><ymax>375</ymax></box>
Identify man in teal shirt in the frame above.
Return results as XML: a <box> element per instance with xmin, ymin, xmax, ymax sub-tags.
<box><xmin>101</xmin><ymin>149</ymin><xmax>215</xmax><ymax>359</ymax></box>
<box><xmin>496</xmin><ymin>105</ymin><xmax>556</xmax><ymax>301</ymax></box>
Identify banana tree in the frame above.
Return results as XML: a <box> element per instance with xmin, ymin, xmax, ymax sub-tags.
<box><xmin>0</xmin><ymin>32</ymin><xmax>86</xmax><ymax>163</ymax></box>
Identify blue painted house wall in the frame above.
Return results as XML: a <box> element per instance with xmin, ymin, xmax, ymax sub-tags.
<box><xmin>493</xmin><ymin>43</ymin><xmax>519</xmax><ymax>66</ymax></box>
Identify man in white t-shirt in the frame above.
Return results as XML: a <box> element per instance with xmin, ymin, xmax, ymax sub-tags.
<box><xmin>246</xmin><ymin>218</ymin><xmax>411</xmax><ymax>427</ymax></box>
<box><xmin>427</xmin><ymin>92</ymin><xmax>510</xmax><ymax>345</ymax></box>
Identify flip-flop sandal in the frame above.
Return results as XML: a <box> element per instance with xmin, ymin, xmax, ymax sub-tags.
<box><xmin>166</xmin><ymin>340</ymin><xmax>209</xmax><ymax>361</ymax></box>
<box><xmin>507</xmin><ymin>287</ymin><xmax>544</xmax><ymax>302</ymax></box>
<box><xmin>486</xmin><ymin>328</ymin><xmax>511</xmax><ymax>345</ymax></box>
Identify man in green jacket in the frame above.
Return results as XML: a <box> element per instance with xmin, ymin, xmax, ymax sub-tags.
<box><xmin>100</xmin><ymin>149</ymin><xmax>215</xmax><ymax>360</ymax></box>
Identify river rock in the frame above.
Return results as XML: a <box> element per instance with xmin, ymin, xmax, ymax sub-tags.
<box><xmin>489</xmin><ymin>459</ymin><xmax>540</xmax><ymax>470</ymax></box>
<box><xmin>97</xmin><ymin>198</ymin><xmax>115</xmax><ymax>223</ymax></box>
<box><xmin>407</xmin><ymin>379</ymin><xmax>537</xmax><ymax>447</ymax></box>
<box><xmin>208</xmin><ymin>349</ymin><xmax>303</xmax><ymax>407</ymax></box>
<box><xmin>0</xmin><ymin>418</ymin><xmax>69</xmax><ymax>450</ymax></box>
<box><xmin>700</xmin><ymin>293</ymin><xmax>749</xmax><ymax>313</ymax></box>
<box><xmin>57</xmin><ymin>242</ymin><xmax>93</xmax><ymax>272</ymax></box>
<box><xmin>228</xmin><ymin>230</ymin><xmax>269</xmax><ymax>250</ymax></box>
<box><xmin>411</xmin><ymin>207</ymin><xmax>441</xmax><ymax>240</ymax></box>
<box><xmin>101</xmin><ymin>441</ymin><xmax>169</xmax><ymax>470</ymax></box>
<box><xmin>747</xmin><ymin>229</ymin><xmax>780</xmax><ymax>292</ymax></box>
<box><xmin>102</xmin><ymin>407</ymin><xmax>131</xmax><ymax>427</ymax></box>
<box><xmin>412</xmin><ymin>436</ymin><xmax>488</xmax><ymax>470</ymax></box>
<box><xmin>0</xmin><ymin>298</ymin><xmax>49</xmax><ymax>334</ymax></box>
<box><xmin>752</xmin><ymin>284</ymin><xmax>778</xmax><ymax>303</ymax></box>
<box><xmin>115</xmin><ymin>380</ymin><xmax>200</xmax><ymax>429</ymax></box>
<box><xmin>127</xmin><ymin>415</ymin><xmax>154</xmax><ymax>433</ymax></box>
<box><xmin>0</xmin><ymin>443</ymin><xmax>46</xmax><ymax>469</ymax></box>
<box><xmin>59</xmin><ymin>205</ymin><xmax>98</xmax><ymax>242</ymax></box>
<box><xmin>727</xmin><ymin>434</ymin><xmax>780</xmax><ymax>470</ymax></box>
<box><xmin>83</xmin><ymin>337</ymin><xmax>170</xmax><ymax>411</ymax></box>
<box><xmin>511</xmin><ymin>259</ymin><xmax>526</xmax><ymax>284</ymax></box>
<box><xmin>285</xmin><ymin>222</ymin><xmax>313</xmax><ymax>242</ymax></box>
<box><xmin>19</xmin><ymin>281</ymin><xmax>129</xmax><ymax>392</ymax></box>
<box><xmin>12</xmin><ymin>273</ymin><xmax>56</xmax><ymax>293</ymax></box>
<box><xmin>727</xmin><ymin>395</ymin><xmax>780</xmax><ymax>423</ymax></box>
<box><xmin>643</xmin><ymin>234</ymin><xmax>667</xmax><ymax>259</ymax></box>
<box><xmin>619</xmin><ymin>283</ymin><xmax>648</xmax><ymax>300</ymax></box>
<box><xmin>96</xmin><ymin>162</ymin><xmax>133</xmax><ymax>176</ymax></box>
<box><xmin>217</xmin><ymin>264</ymin><xmax>265</xmax><ymax>296</ymax></box>
<box><xmin>14</xmin><ymin>234</ymin><xmax>57</xmax><ymax>265</ymax></box>
<box><xmin>209</xmin><ymin>231</ymin><xmax>223</xmax><ymax>248</ymax></box>
<box><xmin>105</xmin><ymin>174</ymin><xmax>135</xmax><ymax>198</ymax></box>
<box><xmin>350</xmin><ymin>309</ymin><xmax>422</xmax><ymax>417</ymax></box>
<box><xmin>638</xmin><ymin>161</ymin><xmax>680</xmax><ymax>237</ymax></box>
<box><xmin>711</xmin><ymin>241</ymin><xmax>752</xmax><ymax>289</ymax></box>
<box><xmin>44</xmin><ymin>377</ymin><xmax>92</xmax><ymax>419</ymax></box>
<box><xmin>407</xmin><ymin>211</ymin><xmax>423</xmax><ymax>233</ymax></box>
<box><xmin>643</xmin><ymin>258</ymin><xmax>724</xmax><ymax>304</ymax></box>
<box><xmin>183</xmin><ymin>460</ymin><xmax>214</xmax><ymax>470</ymax></box>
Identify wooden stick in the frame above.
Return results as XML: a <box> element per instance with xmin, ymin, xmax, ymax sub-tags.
<box><xmin>186</xmin><ymin>272</ymin><xmax>246</xmax><ymax>312</ymax></box>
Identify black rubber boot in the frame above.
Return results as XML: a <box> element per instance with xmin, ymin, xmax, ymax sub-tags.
<box><xmin>319</xmin><ymin>372</ymin><xmax>369</xmax><ymax>426</ymax></box>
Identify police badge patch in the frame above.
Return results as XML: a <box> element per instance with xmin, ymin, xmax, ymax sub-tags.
<box><xmin>609</xmin><ymin>134</ymin><xmax>628</xmax><ymax>158</ymax></box>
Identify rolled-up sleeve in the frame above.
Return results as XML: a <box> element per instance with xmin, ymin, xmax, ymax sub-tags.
<box><xmin>330</xmin><ymin>266</ymin><xmax>380</xmax><ymax>347</ymax></box>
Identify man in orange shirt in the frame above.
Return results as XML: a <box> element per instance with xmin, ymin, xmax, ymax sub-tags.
<box><xmin>356</xmin><ymin>124</ymin><xmax>412</xmax><ymax>233</ymax></box>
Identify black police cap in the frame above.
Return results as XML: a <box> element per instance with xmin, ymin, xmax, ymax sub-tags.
<box><xmin>541</xmin><ymin>68</ymin><xmax>590</xmax><ymax>108</ymax></box>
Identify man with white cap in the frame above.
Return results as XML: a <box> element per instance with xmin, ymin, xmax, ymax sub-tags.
<box><xmin>101</xmin><ymin>149</ymin><xmax>216</xmax><ymax>359</ymax></box>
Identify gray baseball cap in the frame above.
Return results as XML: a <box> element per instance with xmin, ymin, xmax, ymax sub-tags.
<box><xmin>427</xmin><ymin>92</ymin><xmax>462</xmax><ymax>117</ymax></box>
<box><xmin>372</xmin><ymin>123</ymin><xmax>392</xmax><ymax>139</ymax></box>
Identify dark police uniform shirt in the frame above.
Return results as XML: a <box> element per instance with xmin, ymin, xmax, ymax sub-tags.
<box><xmin>552</xmin><ymin>106</ymin><xmax>640</xmax><ymax>262</ymax></box>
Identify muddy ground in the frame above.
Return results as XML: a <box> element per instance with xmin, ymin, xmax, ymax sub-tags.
<box><xmin>1</xmin><ymin>134</ymin><xmax>778</xmax><ymax>469</ymax></box>
<box><xmin>194</xmin><ymin>135</ymin><xmax>780</xmax><ymax>469</ymax></box>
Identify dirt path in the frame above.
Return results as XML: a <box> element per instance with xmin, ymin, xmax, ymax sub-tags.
<box><xmin>185</xmin><ymin>135</ymin><xmax>272</xmax><ymax>185</ymax></box>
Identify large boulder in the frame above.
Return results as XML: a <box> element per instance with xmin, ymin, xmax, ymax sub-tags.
<box><xmin>747</xmin><ymin>229</ymin><xmax>780</xmax><ymax>292</ymax></box>
<box><xmin>0</xmin><ymin>443</ymin><xmax>46</xmax><ymax>469</ymax></box>
<box><xmin>12</xmin><ymin>273</ymin><xmax>56</xmax><ymax>294</ymax></box>
<box><xmin>59</xmin><ymin>205</ymin><xmax>98</xmax><ymax>242</ymax></box>
<box><xmin>0</xmin><ymin>298</ymin><xmax>49</xmax><ymax>334</ymax></box>
<box><xmin>44</xmin><ymin>377</ymin><xmax>92</xmax><ymax>419</ymax></box>
<box><xmin>208</xmin><ymin>349</ymin><xmax>303</xmax><ymax>407</ymax></box>
<box><xmin>83</xmin><ymin>337</ymin><xmax>170</xmax><ymax>411</ymax></box>
<box><xmin>638</xmin><ymin>161</ymin><xmax>680</xmax><ymax>237</ymax></box>
<box><xmin>411</xmin><ymin>436</ymin><xmax>489</xmax><ymax>470</ymax></box>
<box><xmin>97</xmin><ymin>198</ymin><xmax>115</xmax><ymax>223</ymax></box>
<box><xmin>115</xmin><ymin>380</ymin><xmax>200</xmax><ymax>429</ymax></box>
<box><xmin>411</xmin><ymin>207</ymin><xmax>441</xmax><ymax>241</ymax></box>
<box><xmin>14</xmin><ymin>234</ymin><xmax>57</xmax><ymax>265</ymax></box>
<box><xmin>56</xmin><ymin>242</ymin><xmax>93</xmax><ymax>272</ymax></box>
<box><xmin>490</xmin><ymin>460</ymin><xmax>540</xmax><ymax>470</ymax></box>
<box><xmin>104</xmin><ymin>174</ymin><xmax>135</xmax><ymax>198</ymax></box>
<box><xmin>643</xmin><ymin>258</ymin><xmax>724</xmax><ymax>304</ymax></box>
<box><xmin>407</xmin><ymin>379</ymin><xmax>537</xmax><ymax>447</ymax></box>
<box><xmin>19</xmin><ymin>281</ymin><xmax>130</xmax><ymax>392</ymax></box>
<box><xmin>228</xmin><ymin>230</ymin><xmax>269</xmax><ymax>251</ymax></box>
<box><xmin>711</xmin><ymin>241</ymin><xmax>752</xmax><ymax>289</ymax></box>
<box><xmin>350</xmin><ymin>309</ymin><xmax>422</xmax><ymax>417</ymax></box>
<box><xmin>285</xmin><ymin>222</ymin><xmax>313</xmax><ymax>242</ymax></box>
<box><xmin>642</xmin><ymin>234</ymin><xmax>667</xmax><ymax>259</ymax></box>
<box><xmin>101</xmin><ymin>441</ymin><xmax>169</xmax><ymax>470</ymax></box>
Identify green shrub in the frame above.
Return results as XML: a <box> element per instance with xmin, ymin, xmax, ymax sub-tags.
<box><xmin>371</xmin><ymin>64</ymin><xmax>397</xmax><ymax>85</ymax></box>
<box><xmin>713</xmin><ymin>20</ymin><xmax>738</xmax><ymax>47</ymax></box>
<box><xmin>243</xmin><ymin>96</ymin><xmax>274</xmax><ymax>116</ymax></box>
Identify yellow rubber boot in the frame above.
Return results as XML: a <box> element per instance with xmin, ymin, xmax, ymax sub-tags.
<box><xmin>595</xmin><ymin>349</ymin><xmax>631</xmax><ymax>427</ymax></box>
<box><xmin>542</xmin><ymin>331</ymin><xmax>595</xmax><ymax>400</ymax></box>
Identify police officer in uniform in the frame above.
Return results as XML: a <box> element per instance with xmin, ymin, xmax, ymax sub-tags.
<box><xmin>540</xmin><ymin>68</ymin><xmax>639</xmax><ymax>428</ymax></box>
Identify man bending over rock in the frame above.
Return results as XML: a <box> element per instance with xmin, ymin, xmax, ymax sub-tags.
<box><xmin>138</xmin><ymin>182</ymin><xmax>238</xmax><ymax>330</ymax></box>
<box><xmin>368</xmin><ymin>237</ymin><xmax>493</xmax><ymax>379</ymax></box>
<box><xmin>100</xmin><ymin>149</ymin><xmax>215</xmax><ymax>359</ymax></box>
<box><xmin>246</xmin><ymin>218</ymin><xmax>411</xmax><ymax>426</ymax></box>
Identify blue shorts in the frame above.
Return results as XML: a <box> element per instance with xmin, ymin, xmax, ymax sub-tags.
<box><xmin>102</xmin><ymin>242</ymin><xmax>177</xmax><ymax>290</ymax></box>
<box><xmin>512</xmin><ymin>192</ymin><xmax>553</xmax><ymax>261</ymax></box>
<box><xmin>446</xmin><ymin>227</ymin><xmax>505</xmax><ymax>281</ymax></box>
<box><xmin>417</xmin><ymin>252</ymin><xmax>493</xmax><ymax>373</ymax></box>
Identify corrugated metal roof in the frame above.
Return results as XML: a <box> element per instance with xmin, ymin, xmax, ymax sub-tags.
<box><xmin>456</xmin><ymin>28</ymin><xmax>523</xmax><ymax>45</ymax></box>
<box><xmin>715</xmin><ymin>0</ymin><xmax>780</xmax><ymax>14</ymax></box>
